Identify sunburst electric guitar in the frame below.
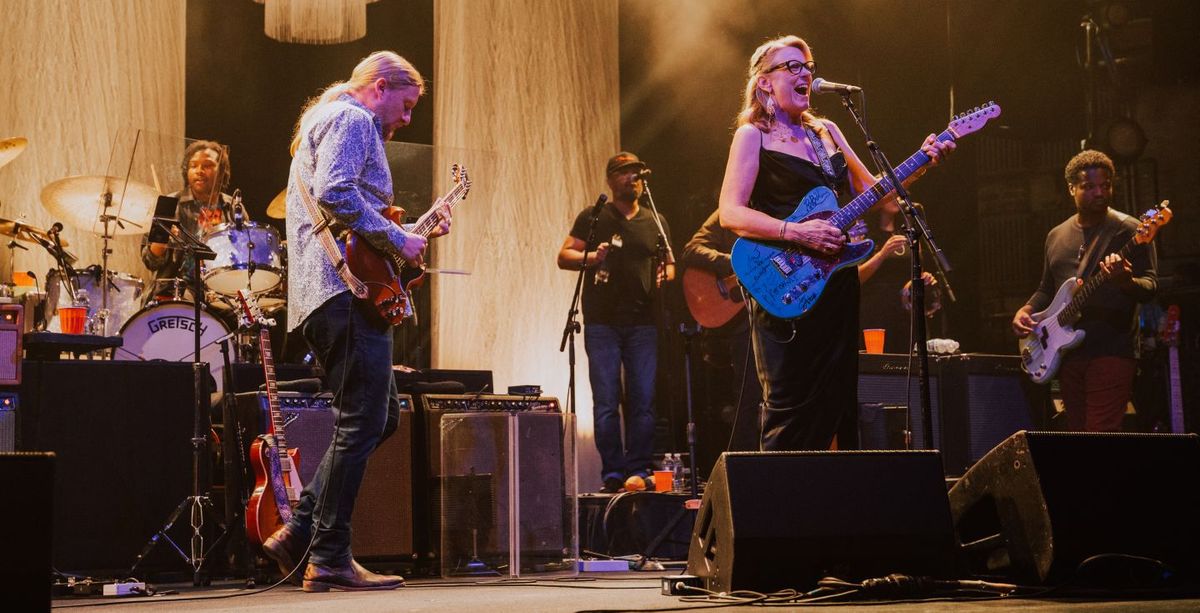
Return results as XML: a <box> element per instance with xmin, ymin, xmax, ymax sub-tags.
<box><xmin>730</xmin><ymin>103</ymin><xmax>1001</xmax><ymax>320</ymax></box>
<box><xmin>238</xmin><ymin>289</ymin><xmax>302</xmax><ymax>545</ymax></box>
<box><xmin>345</xmin><ymin>164</ymin><xmax>471</xmax><ymax>325</ymax></box>
<box><xmin>1019</xmin><ymin>201</ymin><xmax>1171</xmax><ymax>384</ymax></box>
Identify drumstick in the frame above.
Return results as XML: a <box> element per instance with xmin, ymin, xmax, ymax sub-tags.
<box><xmin>150</xmin><ymin>163</ymin><xmax>163</xmax><ymax>194</ymax></box>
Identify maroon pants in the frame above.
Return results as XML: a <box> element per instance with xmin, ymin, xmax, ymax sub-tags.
<box><xmin>1059</xmin><ymin>354</ymin><xmax>1136</xmax><ymax>432</ymax></box>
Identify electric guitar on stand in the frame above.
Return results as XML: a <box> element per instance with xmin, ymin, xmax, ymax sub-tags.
<box><xmin>345</xmin><ymin>164</ymin><xmax>470</xmax><ymax>325</ymax></box>
<box><xmin>238</xmin><ymin>289</ymin><xmax>302</xmax><ymax>546</ymax></box>
<box><xmin>1019</xmin><ymin>201</ymin><xmax>1172</xmax><ymax>384</ymax></box>
<box><xmin>731</xmin><ymin>103</ymin><xmax>1001</xmax><ymax>320</ymax></box>
<box><xmin>1162</xmin><ymin>304</ymin><xmax>1185</xmax><ymax>433</ymax></box>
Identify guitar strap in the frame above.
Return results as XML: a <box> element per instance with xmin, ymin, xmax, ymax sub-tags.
<box><xmin>289</xmin><ymin>162</ymin><xmax>370</xmax><ymax>299</ymax></box>
<box><xmin>803</xmin><ymin>125</ymin><xmax>838</xmax><ymax>187</ymax></box>
<box><xmin>1075</xmin><ymin>209</ymin><xmax>1121</xmax><ymax>278</ymax></box>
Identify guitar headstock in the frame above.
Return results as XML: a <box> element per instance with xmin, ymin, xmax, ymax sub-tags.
<box><xmin>234</xmin><ymin>288</ymin><xmax>275</xmax><ymax>330</ymax></box>
<box><xmin>451</xmin><ymin>163</ymin><xmax>471</xmax><ymax>199</ymax></box>
<box><xmin>947</xmin><ymin>102</ymin><xmax>1002</xmax><ymax>139</ymax></box>
<box><xmin>1135</xmin><ymin>200</ymin><xmax>1172</xmax><ymax>245</ymax></box>
<box><xmin>1161</xmin><ymin>304</ymin><xmax>1181</xmax><ymax>348</ymax></box>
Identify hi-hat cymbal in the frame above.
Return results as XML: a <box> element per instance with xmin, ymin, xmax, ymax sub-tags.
<box><xmin>40</xmin><ymin>175</ymin><xmax>160</xmax><ymax>236</ymax></box>
<box><xmin>266</xmin><ymin>188</ymin><xmax>287</xmax><ymax>219</ymax></box>
<box><xmin>0</xmin><ymin>217</ymin><xmax>69</xmax><ymax>247</ymax></box>
<box><xmin>0</xmin><ymin>137</ymin><xmax>28</xmax><ymax>170</ymax></box>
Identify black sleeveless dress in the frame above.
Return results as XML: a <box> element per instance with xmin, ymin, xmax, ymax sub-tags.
<box><xmin>749</xmin><ymin>135</ymin><xmax>860</xmax><ymax>451</ymax></box>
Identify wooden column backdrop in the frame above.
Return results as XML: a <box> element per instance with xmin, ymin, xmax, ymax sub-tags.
<box><xmin>432</xmin><ymin>0</ymin><xmax>619</xmax><ymax>489</ymax></box>
<box><xmin>0</xmin><ymin>1</ymin><xmax>185</xmax><ymax>288</ymax></box>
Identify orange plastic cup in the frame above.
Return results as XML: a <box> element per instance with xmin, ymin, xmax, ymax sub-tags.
<box><xmin>863</xmin><ymin>328</ymin><xmax>885</xmax><ymax>354</ymax></box>
<box><xmin>59</xmin><ymin>306</ymin><xmax>87</xmax><ymax>334</ymax></box>
<box><xmin>653</xmin><ymin>470</ymin><xmax>673</xmax><ymax>492</ymax></box>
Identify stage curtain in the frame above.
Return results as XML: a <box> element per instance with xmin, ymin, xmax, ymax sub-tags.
<box><xmin>431</xmin><ymin>0</ymin><xmax>619</xmax><ymax>482</ymax></box>
<box><xmin>0</xmin><ymin>0</ymin><xmax>186</xmax><ymax>290</ymax></box>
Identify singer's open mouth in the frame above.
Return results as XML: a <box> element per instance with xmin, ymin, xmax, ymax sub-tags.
<box><xmin>794</xmin><ymin>84</ymin><xmax>809</xmax><ymax>95</ymax></box>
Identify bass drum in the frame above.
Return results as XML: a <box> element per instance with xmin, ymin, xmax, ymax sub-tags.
<box><xmin>114</xmin><ymin>301</ymin><xmax>233</xmax><ymax>393</ymax></box>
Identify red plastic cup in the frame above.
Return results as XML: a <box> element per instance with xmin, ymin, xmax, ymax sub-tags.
<box><xmin>653</xmin><ymin>470</ymin><xmax>673</xmax><ymax>492</ymax></box>
<box><xmin>863</xmin><ymin>328</ymin><xmax>885</xmax><ymax>354</ymax></box>
<box><xmin>59</xmin><ymin>306</ymin><xmax>87</xmax><ymax>334</ymax></box>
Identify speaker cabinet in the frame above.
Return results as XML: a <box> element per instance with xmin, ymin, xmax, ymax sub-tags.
<box><xmin>236</xmin><ymin>391</ymin><xmax>418</xmax><ymax>561</ymax></box>
<box><xmin>0</xmin><ymin>304</ymin><xmax>23</xmax><ymax>384</ymax></box>
<box><xmin>0</xmin><ymin>451</ymin><xmax>53</xmax><ymax>612</ymax></box>
<box><xmin>949</xmin><ymin>431</ymin><xmax>1200</xmax><ymax>584</ymax></box>
<box><xmin>857</xmin><ymin>353</ymin><xmax>1047</xmax><ymax>475</ymax></box>
<box><xmin>17</xmin><ymin>360</ymin><xmax>207</xmax><ymax>574</ymax></box>
<box><xmin>0</xmin><ymin>393</ymin><xmax>16</xmax><ymax>452</ymax></box>
<box><xmin>687</xmin><ymin>451</ymin><xmax>959</xmax><ymax>593</ymax></box>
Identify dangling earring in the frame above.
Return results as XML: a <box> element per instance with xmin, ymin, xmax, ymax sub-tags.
<box><xmin>764</xmin><ymin>95</ymin><xmax>776</xmax><ymax>118</ymax></box>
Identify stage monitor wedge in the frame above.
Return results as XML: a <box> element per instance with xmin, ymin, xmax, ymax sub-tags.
<box><xmin>949</xmin><ymin>431</ymin><xmax>1200</xmax><ymax>584</ymax></box>
<box><xmin>686</xmin><ymin>450</ymin><xmax>960</xmax><ymax>593</ymax></box>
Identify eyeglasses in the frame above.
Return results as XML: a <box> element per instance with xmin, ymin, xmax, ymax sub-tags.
<box><xmin>764</xmin><ymin>59</ymin><xmax>816</xmax><ymax>76</ymax></box>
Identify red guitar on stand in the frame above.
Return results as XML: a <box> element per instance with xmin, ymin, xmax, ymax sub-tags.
<box><xmin>237</xmin><ymin>289</ymin><xmax>302</xmax><ymax>545</ymax></box>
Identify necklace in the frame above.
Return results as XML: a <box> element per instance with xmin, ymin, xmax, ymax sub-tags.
<box><xmin>771</xmin><ymin>124</ymin><xmax>801</xmax><ymax>144</ymax></box>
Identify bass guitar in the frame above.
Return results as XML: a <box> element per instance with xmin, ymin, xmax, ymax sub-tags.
<box><xmin>237</xmin><ymin>289</ymin><xmax>302</xmax><ymax>546</ymax></box>
<box><xmin>731</xmin><ymin>103</ymin><xmax>1001</xmax><ymax>320</ymax></box>
<box><xmin>1019</xmin><ymin>201</ymin><xmax>1171</xmax><ymax>384</ymax></box>
<box><xmin>682</xmin><ymin>267</ymin><xmax>746</xmax><ymax>328</ymax></box>
<box><xmin>345</xmin><ymin>164</ymin><xmax>470</xmax><ymax>325</ymax></box>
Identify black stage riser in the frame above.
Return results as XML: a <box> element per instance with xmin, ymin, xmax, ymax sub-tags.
<box><xmin>17</xmin><ymin>360</ymin><xmax>208</xmax><ymax>575</ymax></box>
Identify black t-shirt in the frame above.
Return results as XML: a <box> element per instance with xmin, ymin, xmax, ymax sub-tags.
<box><xmin>569</xmin><ymin>202</ymin><xmax>671</xmax><ymax>326</ymax></box>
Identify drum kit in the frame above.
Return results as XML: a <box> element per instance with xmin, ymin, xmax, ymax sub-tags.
<box><xmin>0</xmin><ymin>135</ymin><xmax>289</xmax><ymax>379</ymax></box>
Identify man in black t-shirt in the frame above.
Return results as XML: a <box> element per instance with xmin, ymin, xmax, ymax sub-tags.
<box><xmin>1012</xmin><ymin>150</ymin><xmax>1157</xmax><ymax>431</ymax></box>
<box><xmin>557</xmin><ymin>152</ymin><xmax>674</xmax><ymax>493</ymax></box>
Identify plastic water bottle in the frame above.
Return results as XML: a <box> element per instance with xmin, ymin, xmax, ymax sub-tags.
<box><xmin>671</xmin><ymin>453</ymin><xmax>685</xmax><ymax>492</ymax></box>
<box><xmin>661</xmin><ymin>454</ymin><xmax>677</xmax><ymax>491</ymax></box>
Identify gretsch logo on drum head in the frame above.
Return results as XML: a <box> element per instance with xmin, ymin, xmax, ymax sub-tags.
<box><xmin>147</xmin><ymin>315</ymin><xmax>208</xmax><ymax>336</ymax></box>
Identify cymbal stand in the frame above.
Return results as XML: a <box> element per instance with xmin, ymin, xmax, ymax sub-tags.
<box><xmin>1</xmin><ymin>239</ymin><xmax>28</xmax><ymax>300</ymax></box>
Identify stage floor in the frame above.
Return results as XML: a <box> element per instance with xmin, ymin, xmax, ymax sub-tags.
<box><xmin>50</xmin><ymin>572</ymin><xmax>1200</xmax><ymax>612</ymax></box>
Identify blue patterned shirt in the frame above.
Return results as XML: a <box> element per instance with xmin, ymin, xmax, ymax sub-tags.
<box><xmin>286</xmin><ymin>94</ymin><xmax>411</xmax><ymax>331</ymax></box>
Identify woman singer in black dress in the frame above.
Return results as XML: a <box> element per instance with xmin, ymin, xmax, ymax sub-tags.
<box><xmin>717</xmin><ymin>35</ymin><xmax>954</xmax><ymax>451</ymax></box>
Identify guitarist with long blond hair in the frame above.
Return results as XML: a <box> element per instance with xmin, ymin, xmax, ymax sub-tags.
<box><xmin>263</xmin><ymin>50</ymin><xmax>450</xmax><ymax>593</ymax></box>
<box><xmin>1012</xmin><ymin>150</ymin><xmax>1157</xmax><ymax>432</ymax></box>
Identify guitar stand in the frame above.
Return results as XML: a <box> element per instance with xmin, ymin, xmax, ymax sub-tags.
<box><xmin>633</xmin><ymin>324</ymin><xmax>702</xmax><ymax>570</ymax></box>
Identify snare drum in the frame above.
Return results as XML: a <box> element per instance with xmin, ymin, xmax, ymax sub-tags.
<box><xmin>115</xmin><ymin>301</ymin><xmax>233</xmax><ymax>392</ymax></box>
<box><xmin>47</xmin><ymin>266</ymin><xmax>145</xmax><ymax>334</ymax></box>
<box><xmin>202</xmin><ymin>221</ymin><xmax>283</xmax><ymax>296</ymax></box>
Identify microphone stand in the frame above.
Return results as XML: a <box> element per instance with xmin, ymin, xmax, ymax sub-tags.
<box><xmin>835</xmin><ymin>92</ymin><xmax>953</xmax><ymax>452</ymax></box>
<box><xmin>128</xmin><ymin>218</ymin><xmax>219</xmax><ymax>586</ymax></box>
<box><xmin>559</xmin><ymin>194</ymin><xmax>607</xmax><ymax>416</ymax></box>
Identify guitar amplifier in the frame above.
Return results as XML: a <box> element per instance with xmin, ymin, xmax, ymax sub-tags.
<box><xmin>422</xmin><ymin>394</ymin><xmax>561</xmax><ymax>413</ymax></box>
<box><xmin>0</xmin><ymin>393</ymin><xmax>16</xmax><ymax>452</ymax></box>
<box><xmin>0</xmin><ymin>305</ymin><xmax>22</xmax><ymax>385</ymax></box>
<box><xmin>856</xmin><ymin>353</ymin><xmax>1047</xmax><ymax>475</ymax></box>
<box><xmin>236</xmin><ymin>391</ymin><xmax>335</xmax><ymax>487</ymax></box>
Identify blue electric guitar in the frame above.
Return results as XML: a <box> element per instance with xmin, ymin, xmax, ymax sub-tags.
<box><xmin>730</xmin><ymin>103</ymin><xmax>1001</xmax><ymax>320</ymax></box>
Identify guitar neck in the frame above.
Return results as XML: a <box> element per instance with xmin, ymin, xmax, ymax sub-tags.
<box><xmin>409</xmin><ymin>182</ymin><xmax>467</xmax><ymax>238</ymax></box>
<box><xmin>1056</xmin><ymin>237</ymin><xmax>1138</xmax><ymax>326</ymax></box>
<box><xmin>259</xmin><ymin>327</ymin><xmax>288</xmax><ymax>452</ymax></box>
<box><xmin>829</xmin><ymin>131</ymin><xmax>952</xmax><ymax>230</ymax></box>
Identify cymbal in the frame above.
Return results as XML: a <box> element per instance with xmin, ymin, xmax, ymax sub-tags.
<box><xmin>0</xmin><ymin>137</ymin><xmax>28</xmax><ymax>170</ymax></box>
<box><xmin>40</xmin><ymin>175</ymin><xmax>160</xmax><ymax>236</ymax></box>
<box><xmin>0</xmin><ymin>217</ymin><xmax>68</xmax><ymax>247</ymax></box>
<box><xmin>266</xmin><ymin>188</ymin><xmax>287</xmax><ymax>219</ymax></box>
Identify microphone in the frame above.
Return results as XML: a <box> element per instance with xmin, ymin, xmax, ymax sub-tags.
<box><xmin>811</xmin><ymin>77</ymin><xmax>862</xmax><ymax>95</ymax></box>
<box><xmin>636</xmin><ymin>168</ymin><xmax>652</xmax><ymax>179</ymax></box>
<box><xmin>591</xmin><ymin>193</ymin><xmax>608</xmax><ymax>217</ymax></box>
<box><xmin>49</xmin><ymin>222</ymin><xmax>63</xmax><ymax>235</ymax></box>
<box><xmin>232</xmin><ymin>188</ymin><xmax>245</xmax><ymax>229</ymax></box>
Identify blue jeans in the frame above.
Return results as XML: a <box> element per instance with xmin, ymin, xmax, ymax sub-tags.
<box><xmin>285</xmin><ymin>291</ymin><xmax>400</xmax><ymax>566</ymax></box>
<box><xmin>584</xmin><ymin>324</ymin><xmax>657</xmax><ymax>481</ymax></box>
